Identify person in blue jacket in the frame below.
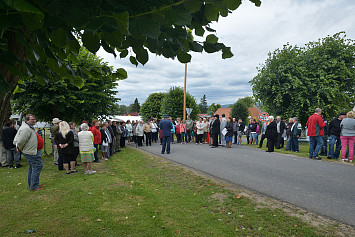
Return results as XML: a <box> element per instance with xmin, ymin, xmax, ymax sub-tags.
<box><xmin>160</xmin><ymin>115</ymin><xmax>173</xmax><ymax>154</ymax></box>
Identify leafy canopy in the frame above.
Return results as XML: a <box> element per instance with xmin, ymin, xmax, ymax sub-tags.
<box><xmin>198</xmin><ymin>94</ymin><xmax>208</xmax><ymax>113</ymax></box>
<box><xmin>161</xmin><ymin>87</ymin><xmax>199</xmax><ymax>120</ymax></box>
<box><xmin>231</xmin><ymin>99</ymin><xmax>249</xmax><ymax>123</ymax></box>
<box><xmin>250</xmin><ymin>32</ymin><xmax>355</xmax><ymax>126</ymax></box>
<box><xmin>140</xmin><ymin>92</ymin><xmax>166</xmax><ymax>121</ymax></box>
<box><xmin>0</xmin><ymin>0</ymin><xmax>261</xmax><ymax>95</ymax></box>
<box><xmin>12</xmin><ymin>48</ymin><xmax>120</xmax><ymax>122</ymax></box>
<box><xmin>208</xmin><ymin>103</ymin><xmax>221</xmax><ymax>113</ymax></box>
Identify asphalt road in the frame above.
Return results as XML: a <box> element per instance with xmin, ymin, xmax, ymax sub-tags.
<box><xmin>137</xmin><ymin>142</ymin><xmax>355</xmax><ymax>226</ymax></box>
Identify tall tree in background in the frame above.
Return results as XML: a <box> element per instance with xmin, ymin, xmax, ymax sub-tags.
<box><xmin>128</xmin><ymin>98</ymin><xmax>140</xmax><ymax>113</ymax></box>
<box><xmin>161</xmin><ymin>87</ymin><xmax>199</xmax><ymax>120</ymax></box>
<box><xmin>0</xmin><ymin>0</ymin><xmax>261</xmax><ymax>131</ymax></box>
<box><xmin>237</xmin><ymin>96</ymin><xmax>255</xmax><ymax>108</ymax></box>
<box><xmin>117</xmin><ymin>105</ymin><xmax>128</xmax><ymax>115</ymax></box>
<box><xmin>198</xmin><ymin>94</ymin><xmax>208</xmax><ymax>114</ymax></box>
<box><xmin>231</xmin><ymin>100</ymin><xmax>249</xmax><ymax>123</ymax></box>
<box><xmin>250</xmin><ymin>32</ymin><xmax>355</xmax><ymax>125</ymax></box>
<box><xmin>140</xmin><ymin>92</ymin><xmax>166</xmax><ymax>121</ymax></box>
<box><xmin>208</xmin><ymin>103</ymin><xmax>221</xmax><ymax>113</ymax></box>
<box><xmin>12</xmin><ymin>48</ymin><xmax>121</xmax><ymax>122</ymax></box>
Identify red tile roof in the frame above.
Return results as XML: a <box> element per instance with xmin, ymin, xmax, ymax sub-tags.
<box><xmin>214</xmin><ymin>108</ymin><xmax>232</xmax><ymax>117</ymax></box>
<box><xmin>214</xmin><ymin>106</ymin><xmax>264</xmax><ymax>120</ymax></box>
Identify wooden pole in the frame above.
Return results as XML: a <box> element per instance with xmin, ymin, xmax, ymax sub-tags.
<box><xmin>183</xmin><ymin>63</ymin><xmax>187</xmax><ymax>120</ymax></box>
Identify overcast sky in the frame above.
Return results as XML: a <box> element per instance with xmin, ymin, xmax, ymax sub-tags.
<box><xmin>98</xmin><ymin>0</ymin><xmax>355</xmax><ymax>106</ymax></box>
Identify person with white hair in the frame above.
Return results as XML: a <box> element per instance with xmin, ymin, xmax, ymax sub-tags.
<box><xmin>78</xmin><ymin>123</ymin><xmax>96</xmax><ymax>174</ymax></box>
<box><xmin>55</xmin><ymin>121</ymin><xmax>77</xmax><ymax>174</ymax></box>
<box><xmin>265</xmin><ymin>116</ymin><xmax>277</xmax><ymax>152</ymax></box>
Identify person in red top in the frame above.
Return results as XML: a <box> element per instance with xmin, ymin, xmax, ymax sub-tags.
<box><xmin>89</xmin><ymin>120</ymin><xmax>101</xmax><ymax>163</ymax></box>
<box><xmin>306</xmin><ymin>108</ymin><xmax>327</xmax><ymax>159</ymax></box>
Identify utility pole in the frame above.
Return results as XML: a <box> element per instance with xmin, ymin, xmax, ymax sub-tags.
<box><xmin>183</xmin><ymin>63</ymin><xmax>187</xmax><ymax>120</ymax></box>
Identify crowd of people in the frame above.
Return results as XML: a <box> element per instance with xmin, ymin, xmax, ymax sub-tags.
<box><xmin>1</xmin><ymin>107</ymin><xmax>354</xmax><ymax>191</ymax></box>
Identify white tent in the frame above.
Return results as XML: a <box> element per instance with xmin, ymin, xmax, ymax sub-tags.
<box><xmin>110</xmin><ymin>115</ymin><xmax>142</xmax><ymax>122</ymax></box>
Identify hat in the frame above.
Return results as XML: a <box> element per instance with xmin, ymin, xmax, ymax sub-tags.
<box><xmin>164</xmin><ymin>115</ymin><xmax>169</xmax><ymax>118</ymax></box>
<box><xmin>52</xmin><ymin>118</ymin><xmax>61</xmax><ymax>124</ymax></box>
<box><xmin>214</xmin><ymin>114</ymin><xmax>219</xmax><ymax>118</ymax></box>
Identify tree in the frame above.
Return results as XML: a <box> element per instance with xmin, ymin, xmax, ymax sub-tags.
<box><xmin>140</xmin><ymin>92</ymin><xmax>166</xmax><ymax>121</ymax></box>
<box><xmin>161</xmin><ymin>87</ymin><xmax>199</xmax><ymax>120</ymax></box>
<box><xmin>250</xmin><ymin>32</ymin><xmax>355</xmax><ymax>126</ymax></box>
<box><xmin>117</xmin><ymin>105</ymin><xmax>128</xmax><ymax>115</ymax></box>
<box><xmin>198</xmin><ymin>94</ymin><xmax>208</xmax><ymax>114</ymax></box>
<box><xmin>208</xmin><ymin>103</ymin><xmax>221</xmax><ymax>113</ymax></box>
<box><xmin>0</xmin><ymin>0</ymin><xmax>261</xmax><ymax>130</ymax></box>
<box><xmin>231</xmin><ymin>101</ymin><xmax>249</xmax><ymax>123</ymax></box>
<box><xmin>237</xmin><ymin>96</ymin><xmax>255</xmax><ymax>108</ymax></box>
<box><xmin>12</xmin><ymin>48</ymin><xmax>120</xmax><ymax>122</ymax></box>
<box><xmin>128</xmin><ymin>98</ymin><xmax>140</xmax><ymax>113</ymax></box>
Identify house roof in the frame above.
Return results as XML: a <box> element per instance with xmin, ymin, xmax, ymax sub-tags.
<box><xmin>123</xmin><ymin>112</ymin><xmax>139</xmax><ymax>116</ymax></box>
<box><xmin>214</xmin><ymin>106</ymin><xmax>264</xmax><ymax>120</ymax></box>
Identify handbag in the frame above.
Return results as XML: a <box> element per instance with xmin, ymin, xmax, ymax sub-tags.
<box><xmin>102</xmin><ymin>140</ymin><xmax>108</xmax><ymax>147</ymax></box>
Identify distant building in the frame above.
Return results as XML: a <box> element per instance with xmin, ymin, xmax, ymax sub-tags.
<box><xmin>214</xmin><ymin>105</ymin><xmax>265</xmax><ymax>121</ymax></box>
<box><xmin>122</xmin><ymin>112</ymin><xmax>139</xmax><ymax>116</ymax></box>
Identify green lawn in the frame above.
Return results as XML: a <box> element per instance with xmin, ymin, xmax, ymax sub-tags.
<box><xmin>0</xmin><ymin>132</ymin><xmax>343</xmax><ymax>236</ymax></box>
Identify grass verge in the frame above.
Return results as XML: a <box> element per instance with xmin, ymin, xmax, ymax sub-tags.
<box><xmin>0</xmin><ymin>141</ymin><xmax>345</xmax><ymax>236</ymax></box>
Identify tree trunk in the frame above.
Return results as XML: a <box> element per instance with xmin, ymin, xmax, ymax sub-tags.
<box><xmin>0</xmin><ymin>30</ymin><xmax>26</xmax><ymax>136</ymax></box>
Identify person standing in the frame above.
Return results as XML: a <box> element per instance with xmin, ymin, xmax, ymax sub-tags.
<box><xmin>275</xmin><ymin>116</ymin><xmax>286</xmax><ymax>149</ymax></box>
<box><xmin>211</xmin><ymin>114</ymin><xmax>220</xmax><ymax>148</ymax></box>
<box><xmin>340</xmin><ymin>111</ymin><xmax>355</xmax><ymax>162</ymax></box>
<box><xmin>170</xmin><ymin>118</ymin><xmax>176</xmax><ymax>144</ymax></box>
<box><xmin>258</xmin><ymin>120</ymin><xmax>268</xmax><ymax>148</ymax></box>
<box><xmin>107</xmin><ymin>120</ymin><xmax>116</xmax><ymax>156</ymax></box>
<box><xmin>265</xmin><ymin>116</ymin><xmax>277</xmax><ymax>152</ymax></box>
<box><xmin>327</xmin><ymin>112</ymin><xmax>346</xmax><ymax>160</ymax></box>
<box><xmin>151</xmin><ymin>119</ymin><xmax>158</xmax><ymax>143</ymax></box>
<box><xmin>186</xmin><ymin>115</ymin><xmax>193</xmax><ymax>143</ymax></box>
<box><xmin>55</xmin><ymin>121</ymin><xmax>77</xmax><ymax>174</ymax></box>
<box><xmin>196</xmin><ymin>117</ymin><xmax>205</xmax><ymax>144</ymax></box>
<box><xmin>290</xmin><ymin>117</ymin><xmax>302</xmax><ymax>152</ymax></box>
<box><xmin>225</xmin><ymin>117</ymin><xmax>234</xmax><ymax>148</ymax></box>
<box><xmin>144</xmin><ymin>120</ymin><xmax>153</xmax><ymax>146</ymax></box>
<box><xmin>237</xmin><ymin>119</ymin><xmax>245</xmax><ymax>145</ymax></box>
<box><xmin>319</xmin><ymin>115</ymin><xmax>328</xmax><ymax>156</ymax></box>
<box><xmin>160</xmin><ymin>115</ymin><xmax>173</xmax><ymax>154</ymax></box>
<box><xmin>175</xmin><ymin>118</ymin><xmax>181</xmax><ymax>143</ymax></box>
<box><xmin>285</xmin><ymin>118</ymin><xmax>294</xmax><ymax>151</ymax></box>
<box><xmin>115</xmin><ymin>121</ymin><xmax>122</xmax><ymax>152</ymax></box>
<box><xmin>50</xmin><ymin>118</ymin><xmax>61</xmax><ymax>165</ymax></box>
<box><xmin>203</xmin><ymin>118</ymin><xmax>209</xmax><ymax>144</ymax></box>
<box><xmin>232</xmin><ymin>118</ymin><xmax>239</xmax><ymax>144</ymax></box>
<box><xmin>89</xmin><ymin>120</ymin><xmax>101</xmax><ymax>163</ymax></box>
<box><xmin>2</xmin><ymin>120</ymin><xmax>22</xmax><ymax>169</ymax></box>
<box><xmin>14</xmin><ymin>114</ymin><xmax>44</xmax><ymax>191</ymax></box>
<box><xmin>306</xmin><ymin>108</ymin><xmax>327</xmax><ymax>160</ymax></box>
<box><xmin>100</xmin><ymin>124</ymin><xmax>109</xmax><ymax>160</ymax></box>
<box><xmin>136</xmin><ymin>121</ymin><xmax>144</xmax><ymax>147</ymax></box>
<box><xmin>180</xmin><ymin>120</ymin><xmax>187</xmax><ymax>144</ymax></box>
<box><xmin>78</xmin><ymin>123</ymin><xmax>96</xmax><ymax>174</ymax></box>
<box><xmin>220</xmin><ymin>114</ymin><xmax>227</xmax><ymax>146</ymax></box>
<box><xmin>69</xmin><ymin>122</ymin><xmax>79</xmax><ymax>164</ymax></box>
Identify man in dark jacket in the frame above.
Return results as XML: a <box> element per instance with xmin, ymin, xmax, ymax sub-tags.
<box><xmin>275</xmin><ymin>116</ymin><xmax>286</xmax><ymax>149</ymax></box>
<box><xmin>266</xmin><ymin>116</ymin><xmax>277</xmax><ymax>152</ymax></box>
<box><xmin>319</xmin><ymin>115</ymin><xmax>328</xmax><ymax>156</ymax></box>
<box><xmin>2</xmin><ymin>121</ymin><xmax>22</xmax><ymax>168</ymax></box>
<box><xmin>232</xmin><ymin>118</ymin><xmax>239</xmax><ymax>144</ymax></box>
<box><xmin>237</xmin><ymin>119</ymin><xmax>245</xmax><ymax>145</ymax></box>
<box><xmin>160</xmin><ymin>115</ymin><xmax>173</xmax><ymax>154</ymax></box>
<box><xmin>211</xmin><ymin>114</ymin><xmax>220</xmax><ymax>148</ymax></box>
<box><xmin>327</xmin><ymin>112</ymin><xmax>346</xmax><ymax>159</ymax></box>
<box><xmin>290</xmin><ymin>117</ymin><xmax>302</xmax><ymax>152</ymax></box>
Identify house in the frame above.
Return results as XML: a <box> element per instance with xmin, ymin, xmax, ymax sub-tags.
<box><xmin>214</xmin><ymin>106</ymin><xmax>265</xmax><ymax>120</ymax></box>
<box><xmin>122</xmin><ymin>112</ymin><xmax>139</xmax><ymax>116</ymax></box>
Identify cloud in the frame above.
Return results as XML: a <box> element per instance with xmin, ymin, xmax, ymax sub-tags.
<box><xmin>97</xmin><ymin>0</ymin><xmax>355</xmax><ymax>106</ymax></box>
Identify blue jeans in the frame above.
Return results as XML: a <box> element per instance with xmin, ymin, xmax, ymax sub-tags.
<box><xmin>328</xmin><ymin>135</ymin><xmax>341</xmax><ymax>159</ymax></box>
<box><xmin>23</xmin><ymin>151</ymin><xmax>43</xmax><ymax>190</ymax></box>
<box><xmin>286</xmin><ymin>137</ymin><xmax>292</xmax><ymax>151</ymax></box>
<box><xmin>162</xmin><ymin>136</ymin><xmax>171</xmax><ymax>154</ymax></box>
<box><xmin>309</xmin><ymin>136</ymin><xmax>323</xmax><ymax>157</ymax></box>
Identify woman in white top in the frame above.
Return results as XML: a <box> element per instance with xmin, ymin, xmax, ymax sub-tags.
<box><xmin>78</xmin><ymin>123</ymin><xmax>96</xmax><ymax>174</ymax></box>
<box><xmin>196</xmin><ymin>117</ymin><xmax>205</xmax><ymax>144</ymax></box>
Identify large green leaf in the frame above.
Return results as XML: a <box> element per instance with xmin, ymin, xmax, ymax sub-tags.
<box><xmin>225</xmin><ymin>0</ymin><xmax>242</xmax><ymax>10</ymax></box>
<box><xmin>183</xmin><ymin>0</ymin><xmax>203</xmax><ymax>13</ymax></box>
<box><xmin>134</xmin><ymin>47</ymin><xmax>149</xmax><ymax>65</ymax></box>
<box><xmin>206</xmin><ymin>34</ymin><xmax>218</xmax><ymax>44</ymax></box>
<box><xmin>222</xmin><ymin>47</ymin><xmax>234</xmax><ymax>59</ymax></box>
<box><xmin>114</xmin><ymin>11</ymin><xmax>129</xmax><ymax>34</ymax></box>
<box><xmin>101</xmin><ymin>40</ymin><xmax>117</xmax><ymax>57</ymax></box>
<box><xmin>120</xmin><ymin>49</ymin><xmax>129</xmax><ymax>58</ymax></box>
<box><xmin>129</xmin><ymin>17</ymin><xmax>161</xmax><ymax>39</ymax></box>
<box><xmin>203</xmin><ymin>42</ymin><xmax>220</xmax><ymax>53</ymax></box>
<box><xmin>3</xmin><ymin>0</ymin><xmax>44</xmax><ymax>15</ymax></box>
<box><xmin>204</xmin><ymin>4</ymin><xmax>219</xmax><ymax>21</ymax></box>
<box><xmin>189</xmin><ymin>41</ymin><xmax>203</xmax><ymax>52</ymax></box>
<box><xmin>82</xmin><ymin>31</ymin><xmax>100</xmax><ymax>53</ymax></box>
<box><xmin>20</xmin><ymin>12</ymin><xmax>43</xmax><ymax>30</ymax></box>
<box><xmin>195</xmin><ymin>27</ymin><xmax>205</xmax><ymax>37</ymax></box>
<box><xmin>49</xmin><ymin>28</ymin><xmax>67</xmax><ymax>48</ymax></box>
<box><xmin>165</xmin><ymin>9</ymin><xmax>192</xmax><ymax>26</ymax></box>
<box><xmin>47</xmin><ymin>58</ymin><xmax>61</xmax><ymax>73</ymax></box>
<box><xmin>177</xmin><ymin>50</ymin><xmax>191</xmax><ymax>63</ymax></box>
<box><xmin>249</xmin><ymin>0</ymin><xmax>262</xmax><ymax>7</ymax></box>
<box><xmin>115</xmin><ymin>68</ymin><xmax>127</xmax><ymax>79</ymax></box>
<box><xmin>129</xmin><ymin>56</ymin><xmax>138</xmax><ymax>67</ymax></box>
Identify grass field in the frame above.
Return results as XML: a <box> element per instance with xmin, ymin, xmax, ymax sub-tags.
<box><xmin>0</xmin><ymin>131</ymin><xmax>347</xmax><ymax>236</ymax></box>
